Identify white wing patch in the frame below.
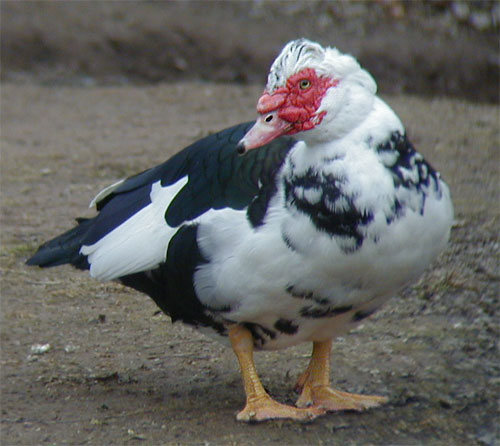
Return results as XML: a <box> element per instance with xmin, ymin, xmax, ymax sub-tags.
<box><xmin>80</xmin><ymin>176</ymin><xmax>188</xmax><ymax>281</ymax></box>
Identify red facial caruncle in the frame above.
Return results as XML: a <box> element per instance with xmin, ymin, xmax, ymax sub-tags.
<box><xmin>238</xmin><ymin>68</ymin><xmax>339</xmax><ymax>153</ymax></box>
<box><xmin>259</xmin><ymin>68</ymin><xmax>339</xmax><ymax>134</ymax></box>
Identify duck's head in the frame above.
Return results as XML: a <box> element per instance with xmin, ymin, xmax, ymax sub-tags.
<box><xmin>238</xmin><ymin>39</ymin><xmax>377</xmax><ymax>153</ymax></box>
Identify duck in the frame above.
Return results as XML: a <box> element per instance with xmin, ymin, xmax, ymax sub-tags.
<box><xmin>27</xmin><ymin>38</ymin><xmax>454</xmax><ymax>422</ymax></box>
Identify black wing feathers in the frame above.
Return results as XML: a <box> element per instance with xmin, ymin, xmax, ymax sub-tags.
<box><xmin>27</xmin><ymin>122</ymin><xmax>295</xmax><ymax>270</ymax></box>
<box><xmin>89</xmin><ymin>121</ymin><xmax>294</xmax><ymax>236</ymax></box>
<box><xmin>166</xmin><ymin>124</ymin><xmax>294</xmax><ymax>226</ymax></box>
<box><xmin>26</xmin><ymin>218</ymin><xmax>92</xmax><ymax>269</ymax></box>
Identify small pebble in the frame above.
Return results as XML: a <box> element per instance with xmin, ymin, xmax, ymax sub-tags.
<box><xmin>64</xmin><ymin>344</ymin><xmax>78</xmax><ymax>353</ymax></box>
<box><xmin>30</xmin><ymin>343</ymin><xmax>51</xmax><ymax>355</ymax></box>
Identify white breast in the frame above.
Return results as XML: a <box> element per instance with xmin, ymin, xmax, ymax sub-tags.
<box><xmin>193</xmin><ymin>130</ymin><xmax>453</xmax><ymax>350</ymax></box>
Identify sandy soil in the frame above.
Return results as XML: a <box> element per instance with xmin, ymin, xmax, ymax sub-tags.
<box><xmin>1</xmin><ymin>83</ymin><xmax>498</xmax><ymax>445</ymax></box>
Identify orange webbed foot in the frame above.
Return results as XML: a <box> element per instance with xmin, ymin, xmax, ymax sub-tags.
<box><xmin>237</xmin><ymin>395</ymin><xmax>325</xmax><ymax>422</ymax></box>
<box><xmin>296</xmin><ymin>383</ymin><xmax>388</xmax><ymax>412</ymax></box>
<box><xmin>295</xmin><ymin>339</ymin><xmax>388</xmax><ymax>412</ymax></box>
<box><xmin>229</xmin><ymin>325</ymin><xmax>326</xmax><ymax>423</ymax></box>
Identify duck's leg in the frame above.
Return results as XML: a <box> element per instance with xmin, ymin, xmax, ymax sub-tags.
<box><xmin>228</xmin><ymin>325</ymin><xmax>325</xmax><ymax>422</ymax></box>
<box><xmin>295</xmin><ymin>339</ymin><xmax>388</xmax><ymax>411</ymax></box>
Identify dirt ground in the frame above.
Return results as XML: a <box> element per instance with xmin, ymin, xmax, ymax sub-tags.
<box><xmin>1</xmin><ymin>82</ymin><xmax>499</xmax><ymax>445</ymax></box>
<box><xmin>1</xmin><ymin>2</ymin><xmax>499</xmax><ymax>445</ymax></box>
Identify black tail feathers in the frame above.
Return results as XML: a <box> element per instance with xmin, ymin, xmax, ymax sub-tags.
<box><xmin>26</xmin><ymin>218</ymin><xmax>93</xmax><ymax>270</ymax></box>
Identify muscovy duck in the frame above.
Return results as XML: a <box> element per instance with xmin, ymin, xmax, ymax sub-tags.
<box><xmin>27</xmin><ymin>39</ymin><xmax>453</xmax><ymax>422</ymax></box>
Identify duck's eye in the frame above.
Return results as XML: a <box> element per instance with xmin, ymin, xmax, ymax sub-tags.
<box><xmin>299</xmin><ymin>79</ymin><xmax>311</xmax><ymax>90</ymax></box>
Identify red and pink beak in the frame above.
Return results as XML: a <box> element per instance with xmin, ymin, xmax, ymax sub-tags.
<box><xmin>237</xmin><ymin>92</ymin><xmax>292</xmax><ymax>154</ymax></box>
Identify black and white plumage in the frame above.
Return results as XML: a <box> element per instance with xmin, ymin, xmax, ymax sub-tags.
<box><xmin>28</xmin><ymin>39</ymin><xmax>453</xmax><ymax>421</ymax></box>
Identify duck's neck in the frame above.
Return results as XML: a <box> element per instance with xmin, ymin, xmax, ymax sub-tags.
<box><xmin>287</xmin><ymin>95</ymin><xmax>405</xmax><ymax>176</ymax></box>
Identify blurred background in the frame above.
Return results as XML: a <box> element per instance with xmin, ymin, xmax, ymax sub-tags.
<box><xmin>2</xmin><ymin>0</ymin><xmax>498</xmax><ymax>103</ymax></box>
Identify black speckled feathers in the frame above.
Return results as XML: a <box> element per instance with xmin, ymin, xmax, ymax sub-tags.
<box><xmin>282</xmin><ymin>131</ymin><xmax>441</xmax><ymax>253</ymax></box>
